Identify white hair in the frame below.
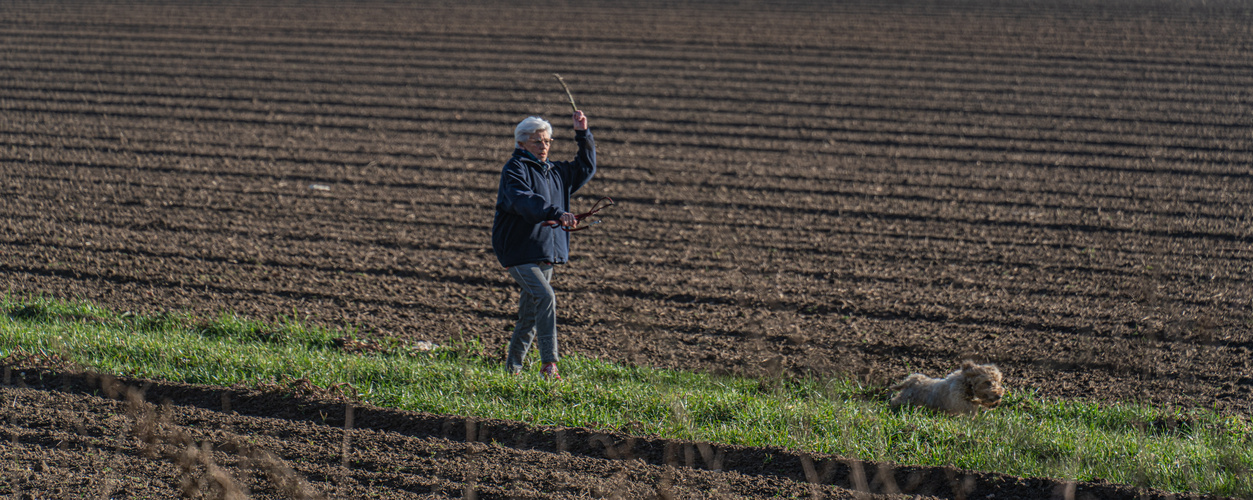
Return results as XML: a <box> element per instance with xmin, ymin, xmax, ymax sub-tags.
<box><xmin>514</xmin><ymin>116</ymin><xmax>552</xmax><ymax>143</ymax></box>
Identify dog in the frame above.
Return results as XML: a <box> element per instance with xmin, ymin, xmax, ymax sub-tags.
<box><xmin>889</xmin><ymin>360</ymin><xmax>1005</xmax><ymax>415</ymax></box>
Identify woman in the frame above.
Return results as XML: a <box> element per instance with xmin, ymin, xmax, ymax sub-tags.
<box><xmin>491</xmin><ymin>111</ymin><xmax>595</xmax><ymax>379</ymax></box>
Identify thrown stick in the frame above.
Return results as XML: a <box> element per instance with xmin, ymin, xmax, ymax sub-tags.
<box><xmin>552</xmin><ymin>73</ymin><xmax>579</xmax><ymax>113</ymax></box>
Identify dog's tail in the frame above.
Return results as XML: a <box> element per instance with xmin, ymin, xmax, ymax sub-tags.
<box><xmin>889</xmin><ymin>374</ymin><xmax>926</xmax><ymax>391</ymax></box>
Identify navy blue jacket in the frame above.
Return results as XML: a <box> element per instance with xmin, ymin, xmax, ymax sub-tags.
<box><xmin>491</xmin><ymin>129</ymin><xmax>596</xmax><ymax>268</ymax></box>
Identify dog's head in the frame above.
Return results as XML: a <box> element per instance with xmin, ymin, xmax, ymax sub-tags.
<box><xmin>960</xmin><ymin>360</ymin><xmax>1005</xmax><ymax>408</ymax></box>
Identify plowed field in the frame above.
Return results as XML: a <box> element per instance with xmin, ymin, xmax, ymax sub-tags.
<box><xmin>2</xmin><ymin>0</ymin><xmax>1251</xmax><ymax>498</ymax></box>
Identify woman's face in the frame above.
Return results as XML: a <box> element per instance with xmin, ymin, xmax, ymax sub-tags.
<box><xmin>520</xmin><ymin>130</ymin><xmax>552</xmax><ymax>162</ymax></box>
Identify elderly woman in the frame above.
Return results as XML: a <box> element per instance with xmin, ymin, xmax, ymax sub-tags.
<box><xmin>491</xmin><ymin>111</ymin><xmax>595</xmax><ymax>379</ymax></box>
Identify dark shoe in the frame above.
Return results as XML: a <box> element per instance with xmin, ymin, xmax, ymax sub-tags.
<box><xmin>541</xmin><ymin>362</ymin><xmax>561</xmax><ymax>380</ymax></box>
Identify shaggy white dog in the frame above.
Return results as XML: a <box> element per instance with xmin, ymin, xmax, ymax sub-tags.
<box><xmin>889</xmin><ymin>360</ymin><xmax>1005</xmax><ymax>415</ymax></box>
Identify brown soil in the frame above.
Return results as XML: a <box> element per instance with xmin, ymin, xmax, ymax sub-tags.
<box><xmin>0</xmin><ymin>368</ymin><xmax>1215</xmax><ymax>499</ymax></box>
<box><xmin>1</xmin><ymin>0</ymin><xmax>1250</xmax><ymax>498</ymax></box>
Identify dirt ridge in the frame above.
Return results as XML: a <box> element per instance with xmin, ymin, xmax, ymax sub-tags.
<box><xmin>2</xmin><ymin>366</ymin><xmax>1226</xmax><ymax>500</ymax></box>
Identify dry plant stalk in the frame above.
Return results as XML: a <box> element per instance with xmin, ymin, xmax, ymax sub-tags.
<box><xmin>553</xmin><ymin>73</ymin><xmax>579</xmax><ymax>113</ymax></box>
<box><xmin>116</xmin><ymin>377</ymin><xmax>324</xmax><ymax>499</ymax></box>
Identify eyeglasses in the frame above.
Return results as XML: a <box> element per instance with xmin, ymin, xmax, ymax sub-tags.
<box><xmin>526</xmin><ymin>138</ymin><xmax>553</xmax><ymax>146</ymax></box>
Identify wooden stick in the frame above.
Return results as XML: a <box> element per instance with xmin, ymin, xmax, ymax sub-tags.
<box><xmin>552</xmin><ymin>73</ymin><xmax>579</xmax><ymax>113</ymax></box>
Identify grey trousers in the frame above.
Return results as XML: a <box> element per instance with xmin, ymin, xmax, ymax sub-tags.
<box><xmin>505</xmin><ymin>262</ymin><xmax>558</xmax><ymax>372</ymax></box>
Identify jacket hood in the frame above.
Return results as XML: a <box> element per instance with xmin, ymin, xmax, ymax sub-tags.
<box><xmin>513</xmin><ymin>147</ymin><xmax>552</xmax><ymax>171</ymax></box>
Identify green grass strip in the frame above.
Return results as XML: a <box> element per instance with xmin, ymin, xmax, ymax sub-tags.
<box><xmin>1</xmin><ymin>295</ymin><xmax>1250</xmax><ymax>497</ymax></box>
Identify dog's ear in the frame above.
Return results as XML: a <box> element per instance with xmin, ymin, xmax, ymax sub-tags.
<box><xmin>961</xmin><ymin>359</ymin><xmax>977</xmax><ymax>371</ymax></box>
